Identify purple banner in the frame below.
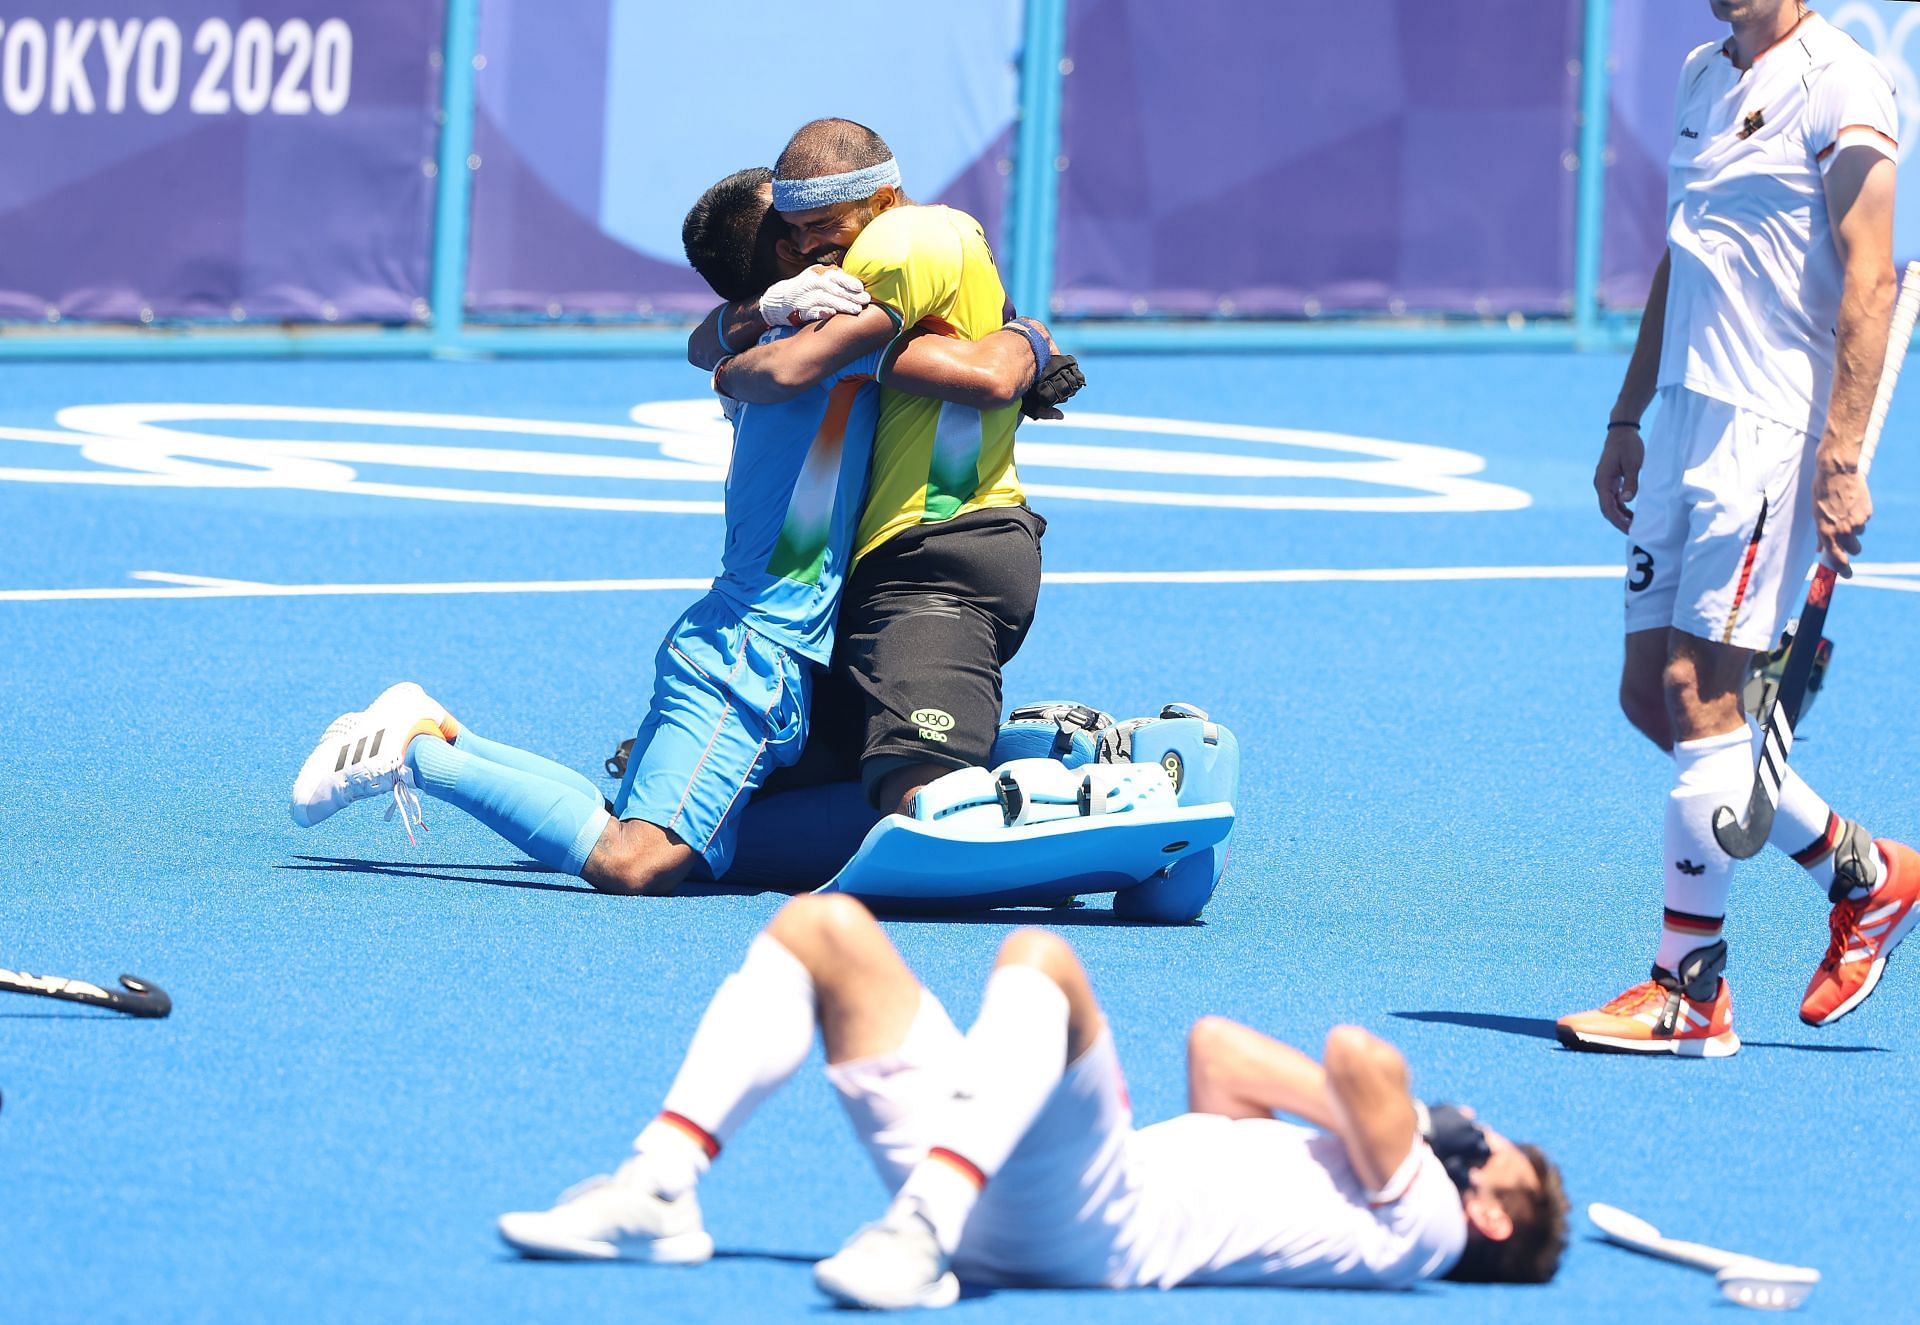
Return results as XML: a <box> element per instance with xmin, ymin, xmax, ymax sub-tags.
<box><xmin>0</xmin><ymin>3</ymin><xmax>441</xmax><ymax>324</ymax></box>
<box><xmin>466</xmin><ymin>0</ymin><xmax>1021</xmax><ymax>320</ymax></box>
<box><xmin>1599</xmin><ymin>2</ymin><xmax>1716</xmax><ymax>312</ymax></box>
<box><xmin>1052</xmin><ymin>0</ymin><xmax>1582</xmax><ymax>319</ymax></box>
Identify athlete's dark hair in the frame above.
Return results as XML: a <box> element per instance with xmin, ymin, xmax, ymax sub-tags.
<box><xmin>682</xmin><ymin>167</ymin><xmax>785</xmax><ymax>303</ymax></box>
<box><xmin>1444</xmin><ymin>1145</ymin><xmax>1569</xmax><ymax>1284</ymax></box>
<box><xmin>774</xmin><ymin>118</ymin><xmax>893</xmax><ymax>181</ymax></box>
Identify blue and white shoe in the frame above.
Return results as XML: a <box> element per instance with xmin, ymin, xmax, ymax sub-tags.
<box><xmin>288</xmin><ymin>682</ymin><xmax>445</xmax><ymax>836</ymax></box>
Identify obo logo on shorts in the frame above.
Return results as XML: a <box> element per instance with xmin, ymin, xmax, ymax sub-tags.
<box><xmin>911</xmin><ymin>708</ymin><xmax>954</xmax><ymax>743</ymax></box>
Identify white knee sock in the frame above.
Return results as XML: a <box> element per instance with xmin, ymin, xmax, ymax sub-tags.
<box><xmin>893</xmin><ymin>965</ymin><xmax>1069</xmax><ymax>1253</ymax></box>
<box><xmin>1759</xmin><ymin>737</ymin><xmax>1885</xmax><ymax>899</ymax></box>
<box><xmin>629</xmin><ymin>935</ymin><xmax>816</xmax><ymax>1198</ymax></box>
<box><xmin>1657</xmin><ymin>727</ymin><xmax>1751</xmax><ymax>971</ymax></box>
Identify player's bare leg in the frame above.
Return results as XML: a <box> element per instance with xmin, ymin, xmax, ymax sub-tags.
<box><xmin>1561</xmin><ymin>629</ymin><xmax>1750</xmax><ymax>1056</ymax></box>
<box><xmin>815</xmin><ymin>929</ymin><xmax>1106</xmax><ymax>1309</ymax></box>
<box><xmin>1618</xmin><ymin>627</ymin><xmax>1677</xmax><ymax>751</ymax></box>
<box><xmin>877</xmin><ymin>761</ymin><xmax>954</xmax><ymax>818</ymax></box>
<box><xmin>1577</xmin><ymin>618</ymin><xmax>1919</xmax><ymax>1044</ymax></box>
<box><xmin>767</xmin><ymin>893</ymin><xmax>929</xmax><ymax>1063</ymax></box>
<box><xmin>497</xmin><ymin>895</ymin><xmax>926</xmax><ymax>1261</ymax></box>
<box><xmin>578</xmin><ymin>817</ymin><xmax>699</xmax><ymax>897</ymax></box>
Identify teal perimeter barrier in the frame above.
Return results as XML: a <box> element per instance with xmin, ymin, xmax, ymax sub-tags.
<box><xmin>0</xmin><ymin>0</ymin><xmax>1639</xmax><ymax>360</ymax></box>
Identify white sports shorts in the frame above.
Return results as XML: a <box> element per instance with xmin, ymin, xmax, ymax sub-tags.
<box><xmin>1623</xmin><ymin>386</ymin><xmax>1819</xmax><ymax>651</ymax></box>
<box><xmin>824</xmin><ymin>992</ymin><xmax>1138</xmax><ymax>1288</ymax></box>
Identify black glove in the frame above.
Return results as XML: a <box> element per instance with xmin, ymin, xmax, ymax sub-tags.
<box><xmin>1022</xmin><ymin>353</ymin><xmax>1085</xmax><ymax>419</ymax></box>
<box><xmin>606</xmin><ymin>737</ymin><xmax>633</xmax><ymax>779</ymax></box>
<box><xmin>1418</xmin><ymin>1101</ymin><xmax>1491</xmax><ymax>1192</ymax></box>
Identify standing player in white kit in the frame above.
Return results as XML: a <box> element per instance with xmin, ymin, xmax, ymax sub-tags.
<box><xmin>1561</xmin><ymin>0</ymin><xmax>1917</xmax><ymax>1056</ymax></box>
<box><xmin>497</xmin><ymin>895</ymin><xmax>1565</xmax><ymax>1307</ymax></box>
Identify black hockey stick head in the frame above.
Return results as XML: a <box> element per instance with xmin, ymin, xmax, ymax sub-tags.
<box><xmin>110</xmin><ymin>975</ymin><xmax>172</xmax><ymax>1018</ymax></box>
<box><xmin>606</xmin><ymin>737</ymin><xmax>633</xmax><ymax>780</ymax></box>
<box><xmin>1712</xmin><ymin>792</ymin><xmax>1773</xmax><ymax>860</ymax></box>
<box><xmin>0</xmin><ymin>968</ymin><xmax>171</xmax><ymax>1018</ymax></box>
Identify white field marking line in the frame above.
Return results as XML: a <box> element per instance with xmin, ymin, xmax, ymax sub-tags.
<box><xmin>5</xmin><ymin>562</ymin><xmax>1917</xmax><ymax>606</ymax></box>
<box><xmin>1850</xmin><ymin>574</ymin><xmax>1920</xmax><ymax>594</ymax></box>
<box><xmin>130</xmin><ymin>571</ymin><xmax>275</xmax><ymax>588</ymax></box>
<box><xmin>1</xmin><ymin>400</ymin><xmax>1532</xmax><ymax>514</ymax></box>
<box><xmin>1045</xmin><ymin>565</ymin><xmax>1623</xmax><ymax>585</ymax></box>
<box><xmin>0</xmin><ymin>575</ymin><xmax>717</xmax><ymax>603</ymax></box>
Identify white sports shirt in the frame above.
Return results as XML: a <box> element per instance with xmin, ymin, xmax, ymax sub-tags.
<box><xmin>1119</xmin><ymin>1115</ymin><xmax>1467</xmax><ymax>1289</ymax></box>
<box><xmin>1658</xmin><ymin>11</ymin><xmax>1899</xmax><ymax>436</ymax></box>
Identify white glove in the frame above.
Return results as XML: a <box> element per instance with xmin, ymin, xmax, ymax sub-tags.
<box><xmin>759</xmin><ymin>265</ymin><xmax>870</xmax><ymax>327</ymax></box>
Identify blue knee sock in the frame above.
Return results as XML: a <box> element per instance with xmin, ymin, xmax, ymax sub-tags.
<box><xmin>409</xmin><ymin>739</ymin><xmax>610</xmax><ymax>875</ymax></box>
<box><xmin>450</xmin><ymin>725</ymin><xmax>605</xmax><ymax>805</ymax></box>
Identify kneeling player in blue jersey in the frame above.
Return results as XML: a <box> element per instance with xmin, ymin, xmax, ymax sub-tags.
<box><xmin>287</xmin><ymin>168</ymin><xmax>1072</xmax><ymax>897</ymax></box>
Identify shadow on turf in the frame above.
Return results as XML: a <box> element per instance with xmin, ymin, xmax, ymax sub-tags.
<box><xmin>1392</xmin><ymin>1010</ymin><xmax>1885</xmax><ymax>1053</ymax></box>
<box><xmin>281</xmin><ymin>855</ymin><xmax>784</xmax><ymax>899</ymax></box>
<box><xmin>878</xmin><ymin>908</ymin><xmax>1204</xmax><ymax>928</ymax></box>
<box><xmin>495</xmin><ymin>1248</ymin><xmax>820</xmax><ymax>1268</ymax></box>
<box><xmin>1393</xmin><ymin>1010</ymin><xmax>1559</xmax><ymax>1040</ymax></box>
<box><xmin>279</xmin><ymin>858</ymin><xmax>1198</xmax><ymax>919</ymax></box>
<box><xmin>281</xmin><ymin>855</ymin><xmax>596</xmax><ymax>892</ymax></box>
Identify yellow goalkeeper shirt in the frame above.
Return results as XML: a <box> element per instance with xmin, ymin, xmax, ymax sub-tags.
<box><xmin>842</xmin><ymin>205</ymin><xmax>1026</xmax><ymax>560</ymax></box>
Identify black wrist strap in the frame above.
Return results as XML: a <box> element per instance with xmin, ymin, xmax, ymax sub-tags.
<box><xmin>1608</xmin><ymin>419</ymin><xmax>1641</xmax><ymax>430</ymax></box>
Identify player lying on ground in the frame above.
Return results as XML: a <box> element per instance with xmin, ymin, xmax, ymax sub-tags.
<box><xmin>690</xmin><ymin>118</ymin><xmax>1065</xmax><ymax>820</ymax></box>
<box><xmin>1562</xmin><ymin>0</ymin><xmax>1917</xmax><ymax>1054</ymax></box>
<box><xmin>497</xmin><ymin>895</ymin><xmax>1567</xmax><ymax>1305</ymax></box>
<box><xmin>287</xmin><ymin>167</ymin><xmax>1072</xmax><ymax>897</ymax></box>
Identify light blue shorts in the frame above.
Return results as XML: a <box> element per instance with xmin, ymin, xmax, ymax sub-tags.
<box><xmin>612</xmin><ymin>593</ymin><xmax>811</xmax><ymax>876</ymax></box>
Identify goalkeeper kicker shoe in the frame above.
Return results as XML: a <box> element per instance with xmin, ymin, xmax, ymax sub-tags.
<box><xmin>497</xmin><ymin>1157</ymin><xmax>714</xmax><ymax>1263</ymax></box>
<box><xmin>1801</xmin><ymin>840</ymin><xmax>1920</xmax><ymax>1027</ymax></box>
<box><xmin>1556</xmin><ymin>940</ymin><xmax>1739</xmax><ymax>1057</ymax></box>
<box><xmin>288</xmin><ymin>683</ymin><xmax>446</xmax><ymax>833</ymax></box>
<box><xmin>815</xmin><ymin>1204</ymin><xmax>959</xmax><ymax>1310</ymax></box>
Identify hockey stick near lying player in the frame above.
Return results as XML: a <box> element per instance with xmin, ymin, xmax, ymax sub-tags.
<box><xmin>0</xmin><ymin>966</ymin><xmax>172</xmax><ymax>1018</ymax></box>
<box><xmin>1715</xmin><ymin>261</ymin><xmax>1920</xmax><ymax>858</ymax></box>
<box><xmin>1588</xmin><ymin>1202</ymin><xmax>1818</xmax><ymax>1311</ymax></box>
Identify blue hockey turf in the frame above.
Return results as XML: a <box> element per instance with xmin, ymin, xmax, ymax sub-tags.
<box><xmin>3</xmin><ymin>350</ymin><xmax>1917</xmax><ymax>1322</ymax></box>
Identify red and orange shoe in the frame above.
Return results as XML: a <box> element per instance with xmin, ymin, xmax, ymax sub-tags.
<box><xmin>1800</xmin><ymin>840</ymin><xmax>1920</xmax><ymax>1027</ymax></box>
<box><xmin>1557</xmin><ymin>943</ymin><xmax>1739</xmax><ymax>1057</ymax></box>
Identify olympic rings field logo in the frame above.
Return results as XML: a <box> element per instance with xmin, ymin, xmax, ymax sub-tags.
<box><xmin>1829</xmin><ymin>2</ymin><xmax>1920</xmax><ymax>161</ymax></box>
<box><xmin>0</xmin><ymin>400</ymin><xmax>1530</xmax><ymax>515</ymax></box>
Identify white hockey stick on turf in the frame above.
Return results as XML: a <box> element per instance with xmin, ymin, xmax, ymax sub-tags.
<box><xmin>1715</xmin><ymin>260</ymin><xmax>1920</xmax><ymax>858</ymax></box>
<box><xmin>1589</xmin><ymin>1203</ymin><xmax>1819</xmax><ymax>1311</ymax></box>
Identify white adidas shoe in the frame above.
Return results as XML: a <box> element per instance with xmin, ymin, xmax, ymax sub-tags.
<box><xmin>497</xmin><ymin>1158</ymin><xmax>714</xmax><ymax>1263</ymax></box>
<box><xmin>814</xmin><ymin>1205</ymin><xmax>958</xmax><ymax>1310</ymax></box>
<box><xmin>288</xmin><ymin>683</ymin><xmax>447</xmax><ymax>831</ymax></box>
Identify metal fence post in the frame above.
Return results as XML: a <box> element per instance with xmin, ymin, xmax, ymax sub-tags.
<box><xmin>1010</xmin><ymin>0</ymin><xmax>1069</xmax><ymax>320</ymax></box>
<box><xmin>1573</xmin><ymin>0</ymin><xmax>1614</xmax><ymax>347</ymax></box>
<box><xmin>430</xmin><ymin>0</ymin><xmax>481</xmax><ymax>353</ymax></box>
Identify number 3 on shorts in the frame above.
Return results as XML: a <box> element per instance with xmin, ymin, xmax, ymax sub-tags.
<box><xmin>1627</xmin><ymin>545</ymin><xmax>1654</xmax><ymax>593</ymax></box>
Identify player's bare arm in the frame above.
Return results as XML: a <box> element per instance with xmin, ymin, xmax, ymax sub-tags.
<box><xmin>1184</xmin><ymin>1017</ymin><xmax>1417</xmax><ymax>1193</ymax></box>
<box><xmin>1320</xmin><ymin>1025</ymin><xmax>1420</xmax><ymax>1194</ymax></box>
<box><xmin>716</xmin><ymin>305</ymin><xmax>899</xmax><ymax>404</ymax></box>
<box><xmin>1595</xmin><ymin>251</ymin><xmax>1670</xmax><ymax>532</ymax></box>
<box><xmin>1814</xmin><ymin>146</ymin><xmax>1897</xmax><ymax>575</ymax></box>
<box><xmin>1185</xmin><ymin>1016</ymin><xmax>1341</xmax><ymax>1125</ymax></box>
<box><xmin>883</xmin><ymin>324</ymin><xmax>1052</xmax><ymax>412</ymax></box>
<box><xmin>689</xmin><ymin>300</ymin><xmax>766</xmax><ymax>370</ymax></box>
<box><xmin>690</xmin><ymin>265</ymin><xmax>874</xmax><ymax>371</ymax></box>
